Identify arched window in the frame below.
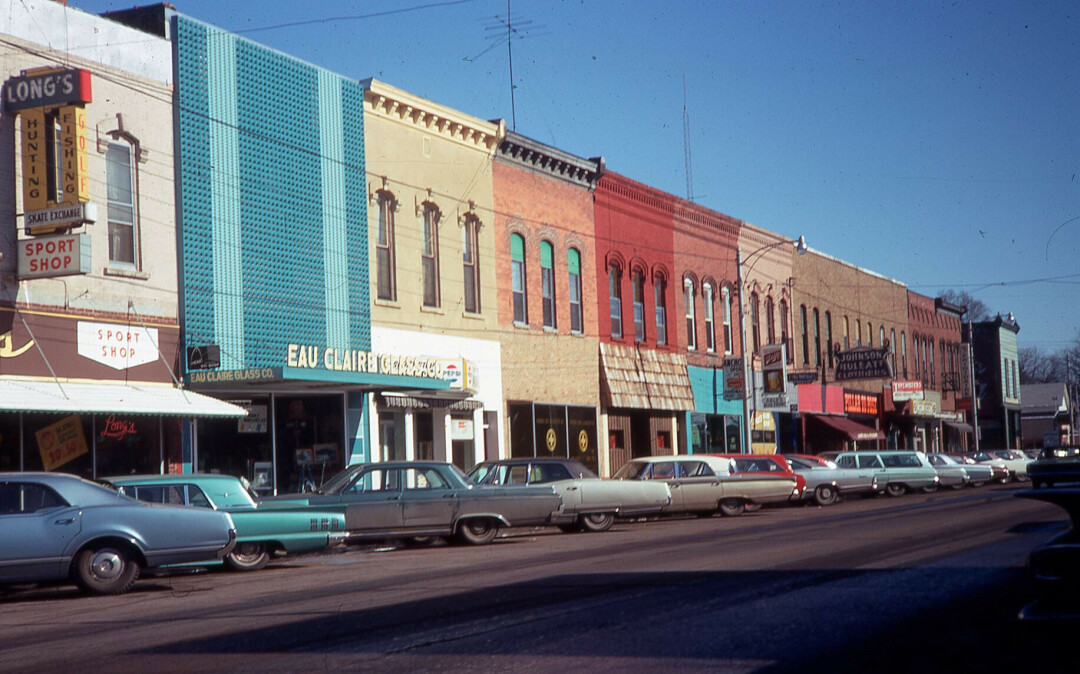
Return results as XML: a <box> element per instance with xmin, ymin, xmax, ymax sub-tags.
<box><xmin>421</xmin><ymin>203</ymin><xmax>441</xmax><ymax>307</ymax></box>
<box><xmin>376</xmin><ymin>191</ymin><xmax>397</xmax><ymax>301</ymax></box>
<box><xmin>765</xmin><ymin>296</ymin><xmax>775</xmax><ymax>346</ymax></box>
<box><xmin>654</xmin><ymin>274</ymin><xmax>668</xmax><ymax>346</ymax></box>
<box><xmin>800</xmin><ymin>305</ymin><xmax>809</xmax><ymax>365</ymax></box>
<box><xmin>684</xmin><ymin>279</ymin><xmax>696</xmax><ymax>350</ymax></box>
<box><xmin>778</xmin><ymin>298</ymin><xmax>789</xmax><ymax>361</ymax></box>
<box><xmin>632</xmin><ymin>268</ymin><xmax>646</xmax><ymax>342</ymax></box>
<box><xmin>812</xmin><ymin>308</ymin><xmax>821</xmax><ymax>366</ymax></box>
<box><xmin>750</xmin><ymin>291</ymin><xmax>761</xmax><ymax>354</ymax></box>
<box><xmin>511</xmin><ymin>233</ymin><xmax>527</xmax><ymax>324</ymax></box>
<box><xmin>901</xmin><ymin>331</ymin><xmax>908</xmax><ymax>378</ymax></box>
<box><xmin>462</xmin><ymin>214</ymin><xmax>480</xmax><ymax>313</ymax></box>
<box><xmin>568</xmin><ymin>248</ymin><xmax>583</xmax><ymax>334</ymax></box>
<box><xmin>541</xmin><ymin>240</ymin><xmax>556</xmax><ymax>329</ymax></box>
<box><xmin>609</xmin><ymin>264</ymin><xmax>623</xmax><ymax>339</ymax></box>
<box><xmin>703</xmin><ymin>282</ymin><xmax>715</xmax><ymax>352</ymax></box>
<box><xmin>825</xmin><ymin>311</ymin><xmax>834</xmax><ymax>369</ymax></box>
<box><xmin>843</xmin><ymin>316</ymin><xmax>850</xmax><ymax>350</ymax></box>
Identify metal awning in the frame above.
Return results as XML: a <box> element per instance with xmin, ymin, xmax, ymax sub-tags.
<box><xmin>811</xmin><ymin>414</ymin><xmax>885</xmax><ymax>441</ymax></box>
<box><xmin>599</xmin><ymin>343</ymin><xmax>695</xmax><ymax>411</ymax></box>
<box><xmin>0</xmin><ymin>378</ymin><xmax>247</xmax><ymax>417</ymax></box>
<box><xmin>944</xmin><ymin>420</ymin><xmax>974</xmax><ymax>433</ymax></box>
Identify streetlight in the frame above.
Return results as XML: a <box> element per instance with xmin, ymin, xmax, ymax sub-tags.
<box><xmin>736</xmin><ymin>234</ymin><xmax>807</xmax><ymax>453</ymax></box>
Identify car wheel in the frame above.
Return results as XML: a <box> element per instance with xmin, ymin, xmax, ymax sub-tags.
<box><xmin>73</xmin><ymin>545</ymin><xmax>140</xmax><ymax>595</ymax></box>
<box><xmin>225</xmin><ymin>542</ymin><xmax>270</xmax><ymax>571</ymax></box>
<box><xmin>456</xmin><ymin>518</ymin><xmax>499</xmax><ymax>545</ymax></box>
<box><xmin>744</xmin><ymin>503</ymin><xmax>763</xmax><ymax>513</ymax></box>
<box><xmin>950</xmin><ymin>482</ymin><xmax>966</xmax><ymax>490</ymax></box>
<box><xmin>921</xmin><ymin>485</ymin><xmax>938</xmax><ymax>494</ymax></box>
<box><xmin>971</xmin><ymin>481</ymin><xmax>987</xmax><ymax>488</ymax></box>
<box><xmin>579</xmin><ymin>513</ymin><xmax>615</xmax><ymax>533</ymax></box>
<box><xmin>814</xmin><ymin>484</ymin><xmax>838</xmax><ymax>506</ymax></box>
<box><xmin>718</xmin><ymin>499</ymin><xmax>745</xmax><ymax>517</ymax></box>
<box><xmin>405</xmin><ymin>536</ymin><xmax>441</xmax><ymax>547</ymax></box>
<box><xmin>885</xmin><ymin>483</ymin><xmax>906</xmax><ymax>497</ymax></box>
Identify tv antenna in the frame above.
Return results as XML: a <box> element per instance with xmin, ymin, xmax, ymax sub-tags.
<box><xmin>480</xmin><ymin>0</ymin><xmax>547</xmax><ymax>132</ymax></box>
<box><xmin>683</xmin><ymin>75</ymin><xmax>694</xmax><ymax>202</ymax></box>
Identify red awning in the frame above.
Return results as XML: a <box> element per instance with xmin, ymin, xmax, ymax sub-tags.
<box><xmin>811</xmin><ymin>415</ymin><xmax>885</xmax><ymax>441</ymax></box>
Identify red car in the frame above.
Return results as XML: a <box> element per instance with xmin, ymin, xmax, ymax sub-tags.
<box><xmin>706</xmin><ymin>454</ymin><xmax>806</xmax><ymax>504</ymax></box>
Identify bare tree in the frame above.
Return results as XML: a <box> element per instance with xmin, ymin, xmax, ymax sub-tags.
<box><xmin>1019</xmin><ymin>345</ymin><xmax>1066</xmax><ymax>384</ymax></box>
<box><xmin>940</xmin><ymin>290</ymin><xmax>993</xmax><ymax>322</ymax></box>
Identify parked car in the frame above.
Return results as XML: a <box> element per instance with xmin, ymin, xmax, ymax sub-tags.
<box><xmin>612</xmin><ymin>455</ymin><xmax>800</xmax><ymax>517</ymax></box>
<box><xmin>927</xmin><ymin>453</ymin><xmax>992</xmax><ymax>488</ymax></box>
<box><xmin>258</xmin><ymin>461</ymin><xmax>562</xmax><ymax>545</ymax></box>
<box><xmin>707</xmin><ymin>454</ymin><xmax>807</xmax><ymax>504</ymax></box>
<box><xmin>1016</xmin><ymin>487</ymin><xmax>1080</xmax><ymax>619</ymax></box>
<box><xmin>966</xmin><ymin>450</ymin><xmax>1029</xmax><ymax>482</ymax></box>
<box><xmin>104</xmin><ymin>473</ymin><xmax>348</xmax><ymax>571</ymax></box>
<box><xmin>950</xmin><ymin>452</ymin><xmax>1010</xmax><ymax>484</ymax></box>
<box><xmin>467</xmin><ymin>457</ymin><xmax>670</xmax><ymax>532</ymax></box>
<box><xmin>1027</xmin><ymin>446</ymin><xmax>1080</xmax><ymax>489</ymax></box>
<box><xmin>924</xmin><ymin>453</ymin><xmax>970</xmax><ymax>490</ymax></box>
<box><xmin>830</xmin><ymin>450</ymin><xmax>939</xmax><ymax>496</ymax></box>
<box><xmin>785</xmin><ymin>455</ymin><xmax>881</xmax><ymax>505</ymax></box>
<box><xmin>0</xmin><ymin>472</ymin><xmax>236</xmax><ymax>595</ymax></box>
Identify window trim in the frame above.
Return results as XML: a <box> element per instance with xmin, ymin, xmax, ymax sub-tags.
<box><xmin>421</xmin><ymin>202</ymin><xmax>441</xmax><ymax>308</ymax></box>
<box><xmin>511</xmin><ymin>233</ymin><xmax>527</xmax><ymax>325</ymax></box>
<box><xmin>684</xmin><ymin>278</ymin><xmax>696</xmax><ymax>351</ymax></box>
<box><xmin>703</xmin><ymin>282</ymin><xmax>715</xmax><ymax>352</ymax></box>
<box><xmin>541</xmin><ymin>240</ymin><xmax>556</xmax><ymax>329</ymax></box>
<box><xmin>568</xmin><ymin>248</ymin><xmax>583</xmax><ymax>334</ymax></box>
<box><xmin>376</xmin><ymin>191</ymin><xmax>398</xmax><ymax>301</ymax></box>
<box><xmin>609</xmin><ymin>264</ymin><xmax>624</xmax><ymax>339</ymax></box>
<box><xmin>105</xmin><ymin>139</ymin><xmax>139</xmax><ymax>269</ymax></box>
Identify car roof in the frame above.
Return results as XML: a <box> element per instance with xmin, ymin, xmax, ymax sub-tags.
<box><xmin>104</xmin><ymin>473</ymin><xmax>243</xmax><ymax>486</ymax></box>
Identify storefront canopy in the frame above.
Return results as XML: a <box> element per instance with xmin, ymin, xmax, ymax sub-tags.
<box><xmin>944</xmin><ymin>420</ymin><xmax>974</xmax><ymax>433</ymax></box>
<box><xmin>600</xmin><ymin>343</ymin><xmax>695</xmax><ymax>411</ymax></box>
<box><xmin>0</xmin><ymin>379</ymin><xmax>247</xmax><ymax>417</ymax></box>
<box><xmin>812</xmin><ymin>415</ymin><xmax>885</xmax><ymax>442</ymax></box>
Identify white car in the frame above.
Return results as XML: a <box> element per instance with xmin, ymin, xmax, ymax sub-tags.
<box><xmin>970</xmin><ymin>449</ymin><xmax>1029</xmax><ymax>481</ymax></box>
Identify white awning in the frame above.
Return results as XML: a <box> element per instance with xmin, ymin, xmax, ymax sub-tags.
<box><xmin>0</xmin><ymin>379</ymin><xmax>247</xmax><ymax>418</ymax></box>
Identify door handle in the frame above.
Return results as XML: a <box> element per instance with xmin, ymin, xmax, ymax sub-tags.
<box><xmin>442</xmin><ymin>493</ymin><xmax>455</xmax><ymax>498</ymax></box>
<box><xmin>54</xmin><ymin>518</ymin><xmax>76</xmax><ymax>525</ymax></box>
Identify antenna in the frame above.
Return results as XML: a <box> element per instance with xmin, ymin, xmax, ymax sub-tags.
<box><xmin>480</xmin><ymin>1</ymin><xmax>547</xmax><ymax>133</ymax></box>
<box><xmin>683</xmin><ymin>75</ymin><xmax>694</xmax><ymax>202</ymax></box>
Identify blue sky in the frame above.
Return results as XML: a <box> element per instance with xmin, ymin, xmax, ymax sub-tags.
<box><xmin>75</xmin><ymin>0</ymin><xmax>1080</xmax><ymax>351</ymax></box>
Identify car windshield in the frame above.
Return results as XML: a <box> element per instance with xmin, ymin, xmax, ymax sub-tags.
<box><xmin>613</xmin><ymin>462</ymin><xmax>649</xmax><ymax>480</ymax></box>
<box><xmin>319</xmin><ymin>466</ymin><xmax>364</xmax><ymax>494</ymax></box>
<box><xmin>468</xmin><ymin>463</ymin><xmax>493</xmax><ymax>483</ymax></box>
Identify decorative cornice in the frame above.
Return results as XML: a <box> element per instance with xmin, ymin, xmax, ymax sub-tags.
<box><xmin>362</xmin><ymin>78</ymin><xmax>505</xmax><ymax>153</ymax></box>
<box><xmin>495</xmin><ymin>131</ymin><xmax>604</xmax><ymax>190</ymax></box>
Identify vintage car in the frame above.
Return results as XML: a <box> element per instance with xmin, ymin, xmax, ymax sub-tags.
<box><xmin>1027</xmin><ymin>446</ymin><xmax>1080</xmax><ymax>489</ymax></box>
<box><xmin>0</xmin><ymin>472</ymin><xmax>235</xmax><ymax>595</ymax></box>
<box><xmin>468</xmin><ymin>457</ymin><xmax>671</xmax><ymax>532</ymax></box>
<box><xmin>966</xmin><ymin>449</ymin><xmax>1029</xmax><ymax>482</ymax></box>
<box><xmin>259</xmin><ymin>461</ymin><xmax>562</xmax><ymax>545</ymax></box>
<box><xmin>923</xmin><ymin>453</ymin><xmax>970</xmax><ymax>490</ymax></box>
<box><xmin>830</xmin><ymin>450</ymin><xmax>939</xmax><ymax>496</ymax></box>
<box><xmin>785</xmin><ymin>454</ymin><xmax>881</xmax><ymax>505</ymax></box>
<box><xmin>1016</xmin><ymin>487</ymin><xmax>1080</xmax><ymax>619</ymax></box>
<box><xmin>612</xmin><ymin>455</ymin><xmax>800</xmax><ymax>517</ymax></box>
<box><xmin>708</xmin><ymin>454</ymin><xmax>807</xmax><ymax>505</ymax></box>
<box><xmin>104</xmin><ymin>473</ymin><xmax>348</xmax><ymax>571</ymax></box>
<box><xmin>949</xmin><ymin>452</ymin><xmax>1010</xmax><ymax>484</ymax></box>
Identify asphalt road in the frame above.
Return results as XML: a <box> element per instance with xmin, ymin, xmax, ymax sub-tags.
<box><xmin>1</xmin><ymin>483</ymin><xmax>1074</xmax><ymax>673</ymax></box>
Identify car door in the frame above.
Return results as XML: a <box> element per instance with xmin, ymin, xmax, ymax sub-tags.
<box><xmin>331</xmin><ymin>467</ymin><xmax>405</xmax><ymax>532</ymax></box>
<box><xmin>0</xmin><ymin>482</ymin><xmax>81</xmax><ymax>583</ymax></box>
<box><xmin>400</xmin><ymin>466</ymin><xmax>459</xmax><ymax>532</ymax></box>
<box><xmin>671</xmin><ymin>460</ymin><xmax>723</xmax><ymax>510</ymax></box>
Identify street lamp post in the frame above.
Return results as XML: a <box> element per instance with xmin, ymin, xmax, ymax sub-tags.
<box><xmin>736</xmin><ymin>235</ymin><xmax>807</xmax><ymax>454</ymax></box>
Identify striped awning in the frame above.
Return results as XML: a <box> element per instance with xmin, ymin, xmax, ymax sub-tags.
<box><xmin>0</xmin><ymin>378</ymin><xmax>247</xmax><ymax>417</ymax></box>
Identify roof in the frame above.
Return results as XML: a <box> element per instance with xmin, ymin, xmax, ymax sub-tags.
<box><xmin>1020</xmin><ymin>383</ymin><xmax>1070</xmax><ymax>414</ymax></box>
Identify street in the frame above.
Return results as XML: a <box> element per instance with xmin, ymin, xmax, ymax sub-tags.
<box><xmin>1</xmin><ymin>484</ymin><xmax>1073</xmax><ymax>673</ymax></box>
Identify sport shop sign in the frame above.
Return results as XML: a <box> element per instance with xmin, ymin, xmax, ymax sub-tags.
<box><xmin>833</xmin><ymin>345</ymin><xmax>892</xmax><ymax>381</ymax></box>
<box><xmin>18</xmin><ymin>233</ymin><xmax>91</xmax><ymax>279</ymax></box>
<box><xmin>77</xmin><ymin>321</ymin><xmax>159</xmax><ymax>370</ymax></box>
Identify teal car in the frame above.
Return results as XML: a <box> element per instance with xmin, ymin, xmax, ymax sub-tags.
<box><xmin>104</xmin><ymin>474</ymin><xmax>346</xmax><ymax>571</ymax></box>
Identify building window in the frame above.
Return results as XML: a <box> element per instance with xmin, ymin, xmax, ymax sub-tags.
<box><xmin>684</xmin><ymin>279</ymin><xmax>696</xmax><ymax>350</ymax></box>
<box><xmin>703</xmin><ymin>283</ymin><xmax>715</xmax><ymax>352</ymax></box>
<box><xmin>813</xmin><ymin>308</ymin><xmax>821</xmax><ymax>366</ymax></box>
<box><xmin>462</xmin><ymin>215</ymin><xmax>480</xmax><ymax>313</ymax></box>
<box><xmin>421</xmin><ymin>203</ymin><xmax>441</xmax><ymax>307</ymax></box>
<box><xmin>880</xmin><ymin>326</ymin><xmax>886</xmax><ymax>349</ymax></box>
<box><xmin>843</xmin><ymin>316</ymin><xmax>850</xmax><ymax>350</ymax></box>
<box><xmin>867</xmin><ymin>322</ymin><xmax>873</xmax><ymax>346</ymax></box>
<box><xmin>511</xmin><ymin>233</ymin><xmax>527</xmax><ymax>324</ymax></box>
<box><xmin>800</xmin><ymin>305</ymin><xmax>809</xmax><ymax>365</ymax></box>
<box><xmin>914</xmin><ymin>336</ymin><xmax>922</xmax><ymax>382</ymax></box>
<box><xmin>106</xmin><ymin>141</ymin><xmax>137</xmax><ymax>266</ymax></box>
<box><xmin>568</xmin><ymin>248</ymin><xmax>583</xmax><ymax>334</ymax></box>
<box><xmin>901</xmin><ymin>332</ymin><xmax>908</xmax><ymax>378</ymax></box>
<box><xmin>765</xmin><ymin>296</ymin><xmax>775</xmax><ymax>346</ymax></box>
<box><xmin>632</xmin><ymin>269</ymin><xmax>646</xmax><ymax>342</ymax></box>
<box><xmin>825</xmin><ymin>311</ymin><xmax>834</xmax><ymax>369</ymax></box>
<box><xmin>778</xmin><ymin>298</ymin><xmax>788</xmax><ymax>361</ymax></box>
<box><xmin>541</xmin><ymin>240</ymin><xmax>556</xmax><ymax>329</ymax></box>
<box><xmin>376</xmin><ymin>191</ymin><xmax>397</xmax><ymax>301</ymax></box>
<box><xmin>609</xmin><ymin>264</ymin><xmax>623</xmax><ymax>338</ymax></box>
<box><xmin>929</xmin><ymin>339</ymin><xmax>936</xmax><ymax>386</ymax></box>
<box><xmin>750</xmin><ymin>292</ymin><xmax>761</xmax><ymax>354</ymax></box>
<box><xmin>856</xmin><ymin>320</ymin><xmax>863</xmax><ymax>346</ymax></box>
<box><xmin>654</xmin><ymin>275</ymin><xmax>667</xmax><ymax>346</ymax></box>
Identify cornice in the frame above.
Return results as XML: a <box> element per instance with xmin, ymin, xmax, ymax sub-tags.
<box><xmin>496</xmin><ymin>132</ymin><xmax>603</xmax><ymax>190</ymax></box>
<box><xmin>596</xmin><ymin>171</ymin><xmax>678</xmax><ymax>217</ymax></box>
<box><xmin>362</xmin><ymin>78</ymin><xmax>505</xmax><ymax>154</ymax></box>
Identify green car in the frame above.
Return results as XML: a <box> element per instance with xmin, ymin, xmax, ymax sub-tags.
<box><xmin>104</xmin><ymin>473</ymin><xmax>346</xmax><ymax>571</ymax></box>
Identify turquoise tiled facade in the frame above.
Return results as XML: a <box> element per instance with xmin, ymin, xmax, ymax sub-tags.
<box><xmin>176</xmin><ymin>17</ymin><xmax>369</xmax><ymax>371</ymax></box>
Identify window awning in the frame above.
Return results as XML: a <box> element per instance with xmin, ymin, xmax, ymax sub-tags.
<box><xmin>600</xmin><ymin>343</ymin><xmax>695</xmax><ymax>411</ymax></box>
<box><xmin>811</xmin><ymin>414</ymin><xmax>885</xmax><ymax>441</ymax></box>
<box><xmin>0</xmin><ymin>379</ymin><xmax>247</xmax><ymax>417</ymax></box>
<box><xmin>944</xmin><ymin>420</ymin><xmax>974</xmax><ymax>433</ymax></box>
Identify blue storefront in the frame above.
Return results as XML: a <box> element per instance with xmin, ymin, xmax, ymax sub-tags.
<box><xmin>686</xmin><ymin>365</ymin><xmax>744</xmax><ymax>454</ymax></box>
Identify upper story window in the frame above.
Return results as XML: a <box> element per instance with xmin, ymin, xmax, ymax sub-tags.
<box><xmin>800</xmin><ymin>304</ymin><xmax>809</xmax><ymax>365</ymax></box>
<box><xmin>421</xmin><ymin>203</ymin><xmax>441</xmax><ymax>307</ymax></box>
<box><xmin>106</xmin><ymin>140</ymin><xmax>138</xmax><ymax>267</ymax></box>
<box><xmin>703</xmin><ymin>282</ymin><xmax>715</xmax><ymax>352</ymax></box>
<box><xmin>880</xmin><ymin>326</ymin><xmax>886</xmax><ymax>349</ymax></box>
<box><xmin>765</xmin><ymin>296</ymin><xmax>775</xmax><ymax>346</ymax></box>
<box><xmin>778</xmin><ymin>298</ymin><xmax>788</xmax><ymax>361</ymax></box>
<box><xmin>376</xmin><ymin>191</ymin><xmax>397</xmax><ymax>301</ymax></box>
<box><xmin>843</xmin><ymin>316</ymin><xmax>850</xmax><ymax>350</ymax></box>
<box><xmin>825</xmin><ymin>311</ymin><xmax>834</xmax><ymax>369</ymax></box>
<box><xmin>511</xmin><ymin>233</ymin><xmax>527</xmax><ymax>324</ymax></box>
<box><xmin>812</xmin><ymin>308</ymin><xmax>821</xmax><ymax>366</ymax></box>
<box><xmin>462</xmin><ymin>215</ymin><xmax>481</xmax><ymax>314</ymax></box>
<box><xmin>609</xmin><ymin>264</ymin><xmax>624</xmax><ymax>339</ymax></box>
<box><xmin>568</xmin><ymin>248</ymin><xmax>583</xmax><ymax>334</ymax></box>
<box><xmin>750</xmin><ymin>292</ymin><xmax>761</xmax><ymax>354</ymax></box>
<box><xmin>901</xmin><ymin>332</ymin><xmax>908</xmax><ymax>378</ymax></box>
<box><xmin>541</xmin><ymin>240</ymin><xmax>556</xmax><ymax>329</ymax></box>
<box><xmin>856</xmin><ymin>320</ymin><xmax>863</xmax><ymax>346</ymax></box>
<box><xmin>723</xmin><ymin>288</ymin><xmax>733</xmax><ymax>354</ymax></box>
<box><xmin>914</xmin><ymin>335</ymin><xmax>922</xmax><ymax>382</ymax></box>
<box><xmin>654</xmin><ymin>274</ymin><xmax>667</xmax><ymax>346</ymax></box>
<box><xmin>929</xmin><ymin>339</ymin><xmax>936</xmax><ymax>386</ymax></box>
<box><xmin>867</xmin><ymin>322</ymin><xmax>873</xmax><ymax>346</ymax></box>
<box><xmin>632</xmin><ymin>269</ymin><xmax>646</xmax><ymax>342</ymax></box>
<box><xmin>684</xmin><ymin>279</ymin><xmax>697</xmax><ymax>350</ymax></box>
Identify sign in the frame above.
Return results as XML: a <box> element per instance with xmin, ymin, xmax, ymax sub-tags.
<box><xmin>911</xmin><ymin>399</ymin><xmax>939</xmax><ymax>417</ymax></box>
<box><xmin>17</xmin><ymin>233</ymin><xmax>91</xmax><ymax>279</ymax></box>
<box><xmin>187</xmin><ymin>344</ymin><xmax>221</xmax><ymax>370</ymax></box>
<box><xmin>287</xmin><ymin>343</ymin><xmax>449</xmax><ymax>382</ymax></box>
<box><xmin>761</xmin><ymin>344</ymin><xmax>786</xmax><ymax>394</ymax></box>
<box><xmin>4</xmin><ymin>67</ymin><xmax>93</xmax><ymax>111</ymax></box>
<box><xmin>190</xmin><ymin>367</ymin><xmax>280</xmax><ymax>385</ymax></box>
<box><xmin>36</xmin><ymin>415</ymin><xmax>88</xmax><ymax>471</ymax></box>
<box><xmin>20</xmin><ymin>107</ymin><xmax>47</xmax><ymax>211</ymax></box>
<box><xmin>834</xmin><ymin>346</ymin><xmax>892</xmax><ymax>381</ymax></box>
<box><xmin>788</xmin><ymin>371</ymin><xmax>818</xmax><ymax>385</ymax></box>
<box><xmin>98</xmin><ymin>414</ymin><xmax>138</xmax><ymax>441</ymax></box>
<box><xmin>23</xmin><ymin>202</ymin><xmax>97</xmax><ymax>234</ymax></box>
<box><xmin>451</xmin><ymin>418</ymin><xmax>474</xmax><ymax>441</ymax></box>
<box><xmin>237</xmin><ymin>402</ymin><xmax>268</xmax><ymax>433</ymax></box>
<box><xmin>722</xmin><ymin>356</ymin><xmax>744</xmax><ymax>400</ymax></box>
<box><xmin>439</xmin><ymin>358</ymin><xmax>477</xmax><ymax>392</ymax></box>
<box><xmin>958</xmin><ymin>345</ymin><xmax>973</xmax><ymax>399</ymax></box>
<box><xmin>761</xmin><ymin>393</ymin><xmax>789</xmax><ymax>410</ymax></box>
<box><xmin>891</xmin><ymin>380</ymin><xmax>924</xmax><ymax>402</ymax></box>
<box><xmin>844</xmin><ymin>391</ymin><xmax>879</xmax><ymax>415</ymax></box>
<box><xmin>59</xmin><ymin>105</ymin><xmax>89</xmax><ymax>203</ymax></box>
<box><xmin>77</xmin><ymin>321</ymin><xmax>159</xmax><ymax>370</ymax></box>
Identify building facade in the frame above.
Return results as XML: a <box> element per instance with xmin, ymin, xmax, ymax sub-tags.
<box><xmin>968</xmin><ymin>315</ymin><xmax>1023</xmax><ymax>449</ymax></box>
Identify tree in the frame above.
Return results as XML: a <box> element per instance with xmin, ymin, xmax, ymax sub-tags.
<box><xmin>1019</xmin><ymin>345</ymin><xmax>1067</xmax><ymax>384</ymax></box>
<box><xmin>939</xmin><ymin>290</ymin><xmax>993</xmax><ymax>322</ymax></box>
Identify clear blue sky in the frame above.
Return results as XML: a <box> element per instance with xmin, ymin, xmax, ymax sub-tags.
<box><xmin>75</xmin><ymin>0</ymin><xmax>1080</xmax><ymax>352</ymax></box>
